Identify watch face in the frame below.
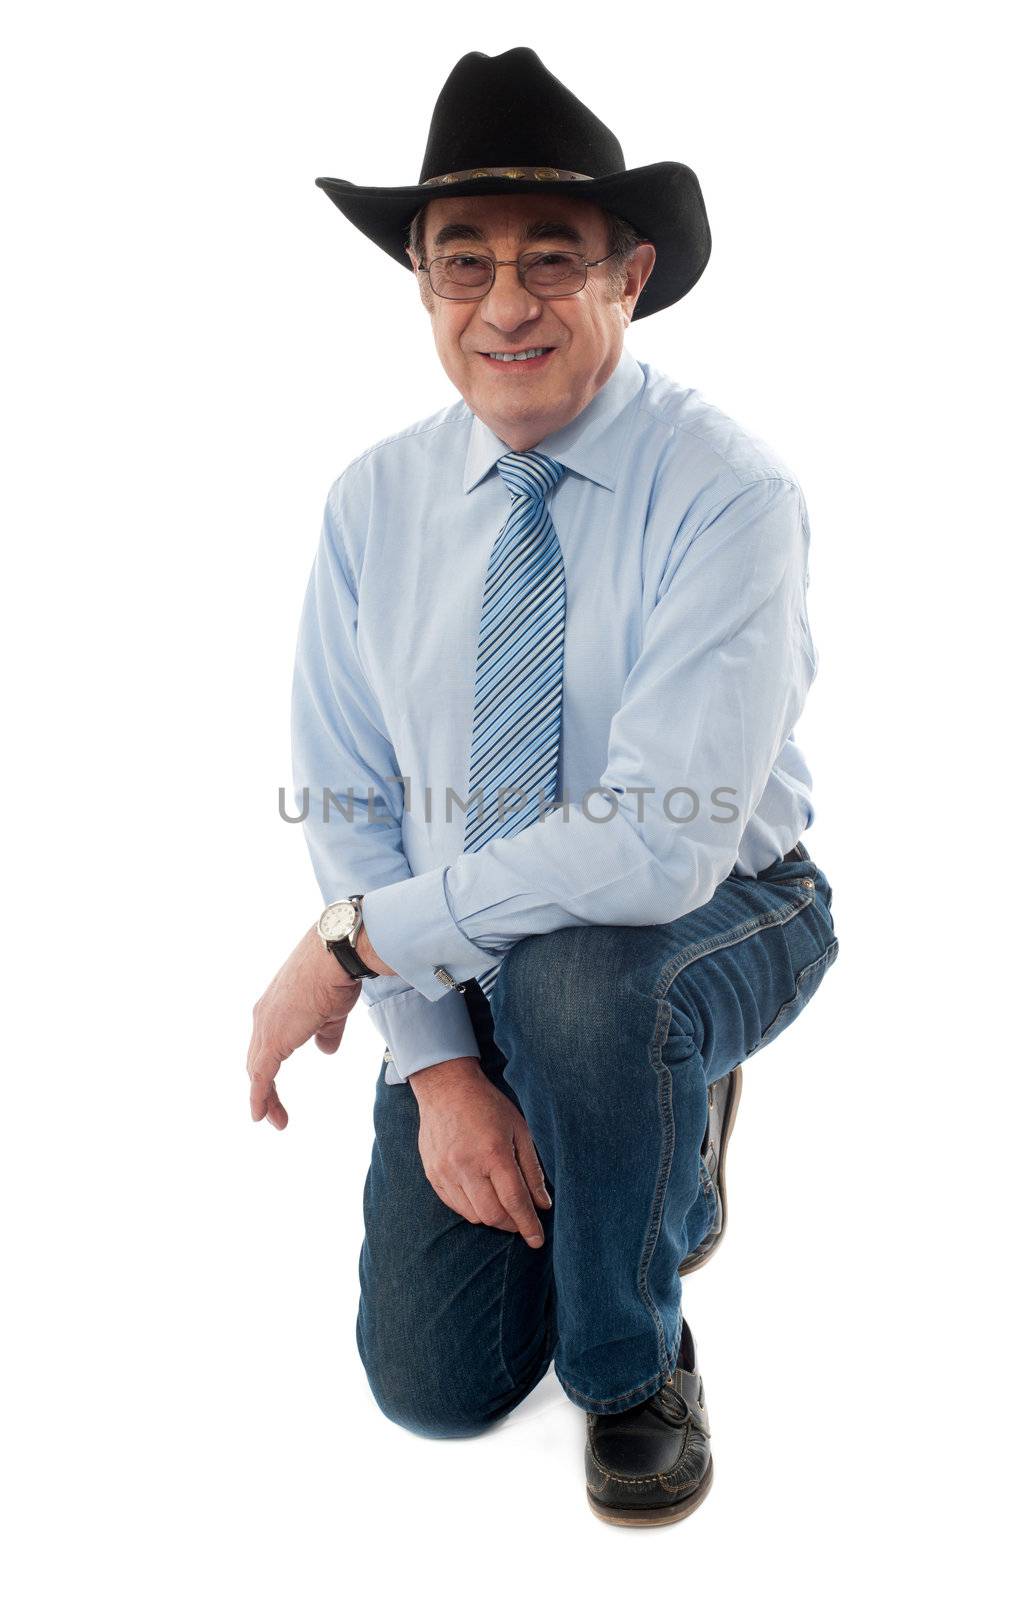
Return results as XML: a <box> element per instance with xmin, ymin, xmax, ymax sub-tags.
<box><xmin>318</xmin><ymin>900</ymin><xmax>357</xmax><ymax>942</ymax></box>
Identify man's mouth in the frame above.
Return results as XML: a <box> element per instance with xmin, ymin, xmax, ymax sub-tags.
<box><xmin>478</xmin><ymin>347</ymin><xmax>556</xmax><ymax>367</ymax></box>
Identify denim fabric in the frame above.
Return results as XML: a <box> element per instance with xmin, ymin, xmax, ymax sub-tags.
<box><xmin>356</xmin><ymin>842</ymin><xmax>838</xmax><ymax>1435</ymax></box>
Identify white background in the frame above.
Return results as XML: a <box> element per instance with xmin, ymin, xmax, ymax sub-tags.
<box><xmin>2</xmin><ymin>4</ymin><xmax>1005</xmax><ymax>1595</ymax></box>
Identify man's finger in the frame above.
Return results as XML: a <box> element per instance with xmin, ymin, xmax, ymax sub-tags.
<box><xmin>248</xmin><ymin>1042</ymin><xmax>284</xmax><ymax>1122</ymax></box>
<box><xmin>466</xmin><ymin>1174</ymin><xmax>518</xmax><ymax>1232</ymax></box>
<box><xmin>433</xmin><ymin>1178</ymin><xmax>480</xmax><ymax>1226</ymax></box>
<box><xmin>250</xmin><ymin>1074</ymin><xmax>288</xmax><ymax>1128</ymax></box>
<box><xmin>264</xmin><ymin>1083</ymin><xmax>288</xmax><ymax>1129</ymax></box>
<box><xmin>513</xmin><ymin>1122</ymin><xmax>552</xmax><ymax>1210</ymax></box>
<box><xmin>250</xmin><ymin>1079</ymin><xmax>285</xmax><ymax>1123</ymax></box>
<box><xmin>491</xmin><ymin>1161</ymin><xmax>544</xmax><ymax>1247</ymax></box>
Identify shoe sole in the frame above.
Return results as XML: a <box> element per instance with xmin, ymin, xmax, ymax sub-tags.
<box><xmin>679</xmin><ymin>1066</ymin><xmax>744</xmax><ymax>1276</ymax></box>
<box><xmin>586</xmin><ymin>1457</ymin><xmax>715</xmax><ymax>1527</ymax></box>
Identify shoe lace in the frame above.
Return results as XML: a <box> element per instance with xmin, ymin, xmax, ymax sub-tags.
<box><xmin>648</xmin><ymin>1383</ymin><xmax>691</xmax><ymax>1427</ymax></box>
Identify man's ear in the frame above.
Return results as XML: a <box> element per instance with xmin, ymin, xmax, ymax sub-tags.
<box><xmin>621</xmin><ymin>241</ymin><xmax>657</xmax><ymax>320</ymax></box>
<box><xmin>407</xmin><ymin>246</ymin><xmax>434</xmax><ymax>311</ymax></box>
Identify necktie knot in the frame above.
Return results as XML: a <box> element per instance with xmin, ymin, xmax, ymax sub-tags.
<box><xmin>496</xmin><ymin>449</ymin><xmax>565</xmax><ymax>503</ymax></box>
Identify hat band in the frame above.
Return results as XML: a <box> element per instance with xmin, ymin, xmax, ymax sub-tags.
<box><xmin>421</xmin><ymin>165</ymin><xmax>593</xmax><ymax>187</ymax></box>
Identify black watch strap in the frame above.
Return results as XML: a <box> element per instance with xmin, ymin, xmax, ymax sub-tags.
<box><xmin>326</xmin><ymin>938</ymin><xmax>380</xmax><ymax>980</ymax></box>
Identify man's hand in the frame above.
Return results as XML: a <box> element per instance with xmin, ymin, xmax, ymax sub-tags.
<box><xmin>247</xmin><ymin>927</ymin><xmax>361</xmax><ymax>1129</ymax></box>
<box><xmin>411</xmin><ymin>1057</ymin><xmax>552</xmax><ymax>1247</ymax></box>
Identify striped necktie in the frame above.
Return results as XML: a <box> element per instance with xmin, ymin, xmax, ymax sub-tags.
<box><xmin>464</xmin><ymin>449</ymin><xmax>567</xmax><ymax>1001</ymax></box>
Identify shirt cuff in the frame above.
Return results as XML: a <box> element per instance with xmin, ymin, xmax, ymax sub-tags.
<box><xmin>361</xmin><ymin>866</ymin><xmax>497</xmax><ymax>1001</ymax></box>
<box><xmin>361</xmin><ymin>985</ymin><xmax>482</xmax><ymax>1085</ymax></box>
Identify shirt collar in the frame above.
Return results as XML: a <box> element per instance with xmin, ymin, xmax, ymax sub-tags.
<box><xmin>462</xmin><ymin>343</ymin><xmax>645</xmax><ymax>495</ymax></box>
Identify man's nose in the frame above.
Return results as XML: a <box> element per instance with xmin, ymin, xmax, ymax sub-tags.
<box><xmin>480</xmin><ymin>263</ymin><xmax>543</xmax><ymax>331</ymax></box>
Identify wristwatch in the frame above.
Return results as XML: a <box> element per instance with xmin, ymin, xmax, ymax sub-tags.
<box><xmin>316</xmin><ymin>894</ymin><xmax>381</xmax><ymax>980</ymax></box>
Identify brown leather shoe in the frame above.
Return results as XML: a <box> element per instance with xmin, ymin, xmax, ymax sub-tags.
<box><xmin>584</xmin><ymin>1321</ymin><xmax>714</xmax><ymax>1526</ymax></box>
<box><xmin>680</xmin><ymin>1066</ymin><xmax>743</xmax><ymax>1275</ymax></box>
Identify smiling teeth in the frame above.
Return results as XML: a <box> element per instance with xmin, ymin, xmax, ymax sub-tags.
<box><xmin>486</xmin><ymin>348</ymin><xmax>549</xmax><ymax>362</ymax></box>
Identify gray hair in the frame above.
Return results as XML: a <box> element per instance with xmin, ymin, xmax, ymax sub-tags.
<box><xmin>406</xmin><ymin>202</ymin><xmax>646</xmax><ymax>302</ymax></box>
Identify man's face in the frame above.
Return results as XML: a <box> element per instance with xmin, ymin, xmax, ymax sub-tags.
<box><xmin>407</xmin><ymin>193</ymin><xmax>656</xmax><ymax>451</ymax></box>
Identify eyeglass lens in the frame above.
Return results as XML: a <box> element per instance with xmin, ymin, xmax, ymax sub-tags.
<box><xmin>429</xmin><ymin>251</ymin><xmax>588</xmax><ymax>299</ymax></box>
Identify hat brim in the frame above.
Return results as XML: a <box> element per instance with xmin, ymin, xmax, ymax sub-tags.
<box><xmin>314</xmin><ymin>161</ymin><xmax>711</xmax><ymax>320</ymax></box>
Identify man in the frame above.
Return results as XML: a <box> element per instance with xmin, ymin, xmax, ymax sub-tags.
<box><xmin>246</xmin><ymin>47</ymin><xmax>839</xmax><ymax>1526</ymax></box>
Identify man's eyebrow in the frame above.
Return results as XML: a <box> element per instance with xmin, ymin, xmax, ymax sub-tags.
<box><xmin>430</xmin><ymin>218</ymin><xmax>588</xmax><ymax>250</ymax></box>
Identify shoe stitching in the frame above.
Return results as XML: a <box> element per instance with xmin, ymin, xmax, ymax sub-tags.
<box><xmin>593</xmin><ymin>1469</ymin><xmax>705</xmax><ymax>1493</ymax></box>
<box><xmin>588</xmin><ymin>1415</ymin><xmax>709</xmax><ymax>1483</ymax></box>
<box><xmin>588</xmin><ymin>1429</ymin><xmax>709</xmax><ymax>1490</ymax></box>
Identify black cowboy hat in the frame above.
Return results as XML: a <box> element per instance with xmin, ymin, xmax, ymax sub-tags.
<box><xmin>315</xmin><ymin>47</ymin><xmax>711</xmax><ymax>322</ymax></box>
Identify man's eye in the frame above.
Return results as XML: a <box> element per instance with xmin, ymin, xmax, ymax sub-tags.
<box><xmin>452</xmin><ymin>255</ymin><xmax>484</xmax><ymax>268</ymax></box>
<box><xmin>529</xmin><ymin>253</ymin><xmax>570</xmax><ymax>266</ymax></box>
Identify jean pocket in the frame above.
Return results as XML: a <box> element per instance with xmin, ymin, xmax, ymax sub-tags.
<box><xmin>762</xmin><ymin>852</ymin><xmax>836</xmax><ymax>924</ymax></box>
<box><xmin>744</xmin><ymin>937</ymin><xmax>840</xmax><ymax>1060</ymax></box>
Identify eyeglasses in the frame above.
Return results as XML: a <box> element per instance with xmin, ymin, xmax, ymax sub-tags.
<box><xmin>418</xmin><ymin>249</ymin><xmax>620</xmax><ymax>301</ymax></box>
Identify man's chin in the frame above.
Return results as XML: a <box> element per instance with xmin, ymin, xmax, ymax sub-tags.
<box><xmin>478</xmin><ymin>377</ymin><xmax>561</xmax><ymax>413</ymax></box>
<box><xmin>481</xmin><ymin>399</ymin><xmax>559</xmax><ymax>440</ymax></box>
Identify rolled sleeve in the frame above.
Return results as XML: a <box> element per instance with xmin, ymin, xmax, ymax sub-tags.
<box><xmin>361</xmin><ymin>865</ymin><xmax>497</xmax><ymax>1002</ymax></box>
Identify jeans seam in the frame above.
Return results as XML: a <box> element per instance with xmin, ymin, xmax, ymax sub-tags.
<box><xmin>744</xmin><ymin>938</ymin><xmax>840</xmax><ymax>1057</ymax></box>
<box><xmin>650</xmin><ymin>884</ymin><xmax>818</xmax><ymax>1007</ymax></box>
<box><xmin>631</xmin><ymin>884</ymin><xmax>816</xmax><ymax>1401</ymax></box>
<box><xmin>632</xmin><ymin>1038</ymin><xmax>678</xmax><ymax>1387</ymax></box>
<box><xmin>496</xmin><ymin>1231</ymin><xmax>522</xmax><ymax>1392</ymax></box>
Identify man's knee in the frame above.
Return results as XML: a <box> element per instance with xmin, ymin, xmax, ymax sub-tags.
<box><xmin>356</xmin><ymin>1305</ymin><xmax>516</xmax><ymax>1440</ymax></box>
<box><xmin>365</xmin><ymin>1376</ymin><xmax>496</xmax><ymax>1441</ymax></box>
<box><xmin>490</xmin><ymin>923</ymin><xmax>664</xmax><ymax>1076</ymax></box>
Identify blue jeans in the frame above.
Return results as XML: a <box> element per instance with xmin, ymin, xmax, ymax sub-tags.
<box><xmin>356</xmin><ymin>841</ymin><xmax>839</xmax><ymax>1437</ymax></box>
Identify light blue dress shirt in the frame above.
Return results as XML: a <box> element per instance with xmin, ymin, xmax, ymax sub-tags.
<box><xmin>292</xmin><ymin>344</ymin><xmax>818</xmax><ymax>1084</ymax></box>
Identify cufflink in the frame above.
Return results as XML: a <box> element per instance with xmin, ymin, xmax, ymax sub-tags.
<box><xmin>433</xmin><ymin>965</ymin><xmax>467</xmax><ymax>994</ymax></box>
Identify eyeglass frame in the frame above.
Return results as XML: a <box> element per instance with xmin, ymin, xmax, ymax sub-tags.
<box><xmin>416</xmin><ymin>247</ymin><xmax>622</xmax><ymax>302</ymax></box>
